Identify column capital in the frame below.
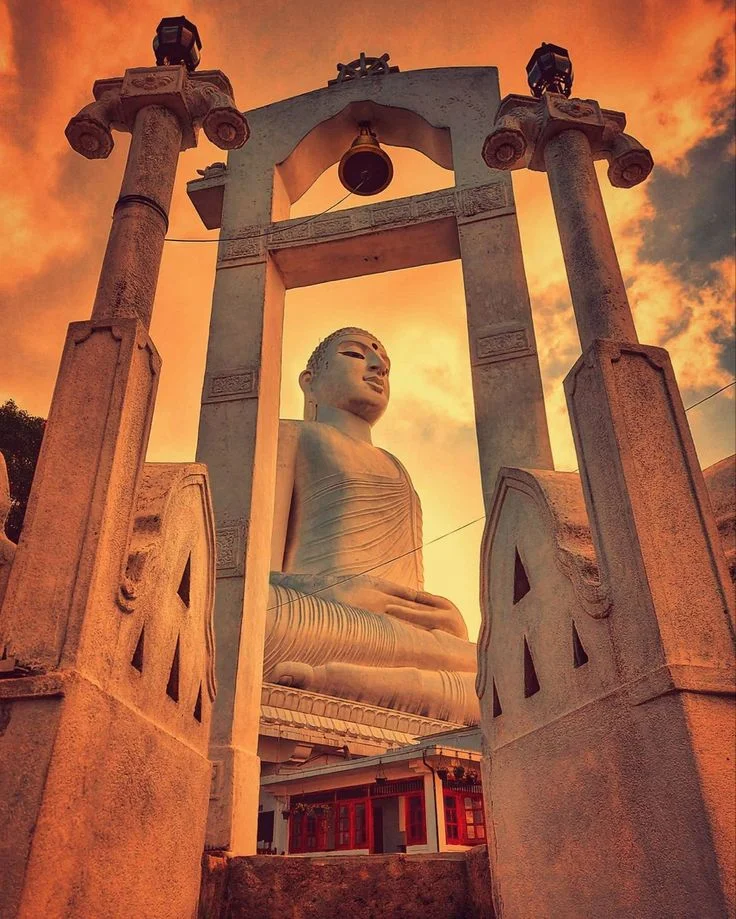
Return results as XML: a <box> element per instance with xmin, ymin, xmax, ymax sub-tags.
<box><xmin>482</xmin><ymin>92</ymin><xmax>653</xmax><ymax>188</ymax></box>
<box><xmin>66</xmin><ymin>65</ymin><xmax>248</xmax><ymax>159</ymax></box>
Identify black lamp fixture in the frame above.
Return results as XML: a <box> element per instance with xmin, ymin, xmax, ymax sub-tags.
<box><xmin>375</xmin><ymin>760</ymin><xmax>387</xmax><ymax>785</ymax></box>
<box><xmin>526</xmin><ymin>42</ymin><xmax>574</xmax><ymax>98</ymax></box>
<box><xmin>153</xmin><ymin>16</ymin><xmax>202</xmax><ymax>71</ymax></box>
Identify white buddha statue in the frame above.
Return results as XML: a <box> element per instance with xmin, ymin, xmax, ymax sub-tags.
<box><xmin>265</xmin><ymin>328</ymin><xmax>478</xmax><ymax>724</ymax></box>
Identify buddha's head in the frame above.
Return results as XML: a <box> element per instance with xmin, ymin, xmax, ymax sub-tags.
<box><xmin>300</xmin><ymin>328</ymin><xmax>390</xmax><ymax>425</ymax></box>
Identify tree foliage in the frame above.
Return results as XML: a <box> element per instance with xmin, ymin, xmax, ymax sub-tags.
<box><xmin>0</xmin><ymin>400</ymin><xmax>46</xmax><ymax>543</ymax></box>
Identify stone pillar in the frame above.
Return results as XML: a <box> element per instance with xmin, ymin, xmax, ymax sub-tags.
<box><xmin>427</xmin><ymin>771</ymin><xmax>446</xmax><ymax>852</ymax></box>
<box><xmin>458</xmin><ymin>207</ymin><xmax>553</xmax><ymax>505</ymax></box>
<box><xmin>543</xmin><ymin>129</ymin><xmax>637</xmax><ymax>348</ymax></box>
<box><xmin>197</xmin><ymin>250</ymin><xmax>285</xmax><ymax>854</ymax></box>
<box><xmin>92</xmin><ymin>105</ymin><xmax>182</xmax><ymax>328</ymax></box>
<box><xmin>482</xmin><ymin>83</ymin><xmax>735</xmax><ymax>916</ymax></box>
<box><xmin>0</xmin><ymin>57</ymin><xmax>246</xmax><ymax>919</ymax></box>
<box><xmin>421</xmin><ymin>770</ymin><xmax>441</xmax><ymax>852</ymax></box>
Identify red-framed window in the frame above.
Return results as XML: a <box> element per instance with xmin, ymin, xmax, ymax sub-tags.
<box><xmin>443</xmin><ymin>790</ymin><xmax>485</xmax><ymax>845</ymax></box>
<box><xmin>444</xmin><ymin>794</ymin><xmax>460</xmax><ymax>842</ymax></box>
<box><xmin>289</xmin><ymin>812</ymin><xmax>329</xmax><ymax>853</ymax></box>
<box><xmin>405</xmin><ymin>793</ymin><xmax>427</xmax><ymax>846</ymax></box>
<box><xmin>335</xmin><ymin>799</ymin><xmax>368</xmax><ymax>850</ymax></box>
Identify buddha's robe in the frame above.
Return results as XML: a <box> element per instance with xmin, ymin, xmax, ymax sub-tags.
<box><xmin>264</xmin><ymin>420</ymin><xmax>479</xmax><ymax>724</ymax></box>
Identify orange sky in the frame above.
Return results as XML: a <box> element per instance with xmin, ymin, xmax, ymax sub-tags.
<box><xmin>1</xmin><ymin>0</ymin><xmax>734</xmax><ymax>638</ymax></box>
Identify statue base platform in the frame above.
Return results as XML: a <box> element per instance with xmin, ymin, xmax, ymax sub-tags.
<box><xmin>258</xmin><ymin>682</ymin><xmax>463</xmax><ymax>763</ymax></box>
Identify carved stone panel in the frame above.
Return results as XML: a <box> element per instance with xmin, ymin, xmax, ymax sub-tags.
<box><xmin>219</xmin><ymin>229</ymin><xmax>264</xmax><ymax>262</ymax></box>
<box><xmin>203</xmin><ymin>367</ymin><xmax>259</xmax><ymax>404</ymax></box>
<box><xmin>371</xmin><ymin>203</ymin><xmax>413</xmax><ymax>226</ymax></box>
<box><xmin>216</xmin><ymin>182</ymin><xmax>514</xmax><ymax>270</ymax></box>
<box><xmin>215</xmin><ymin>517</ymin><xmax>247</xmax><ymax>578</ymax></box>
<box><xmin>461</xmin><ymin>183</ymin><xmax>509</xmax><ymax>217</ymax></box>
<box><xmin>413</xmin><ymin>191</ymin><xmax>455</xmax><ymax>218</ymax></box>
<box><xmin>473</xmin><ymin>325</ymin><xmax>534</xmax><ymax>365</ymax></box>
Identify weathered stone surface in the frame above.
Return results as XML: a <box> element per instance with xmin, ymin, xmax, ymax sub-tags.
<box><xmin>465</xmin><ymin>844</ymin><xmax>495</xmax><ymax>919</ymax></box>
<box><xmin>478</xmin><ymin>455</ymin><xmax>735</xmax><ymax>918</ymax></box>
<box><xmin>0</xmin><ymin>464</ymin><xmax>217</xmax><ymax>918</ymax></box>
<box><xmin>198</xmin><ymin>849</ymin><xmax>494</xmax><ymax>919</ymax></box>
<box><xmin>703</xmin><ymin>454</ymin><xmax>736</xmax><ymax>581</ymax></box>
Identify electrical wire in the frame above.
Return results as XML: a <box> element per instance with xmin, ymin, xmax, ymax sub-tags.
<box><xmin>684</xmin><ymin>379</ymin><xmax>735</xmax><ymax>411</ymax></box>
<box><xmin>266</xmin><ymin>516</ymin><xmax>485</xmax><ymax>611</ymax></box>
<box><xmin>267</xmin><ymin>378</ymin><xmax>735</xmax><ymax>611</ymax></box>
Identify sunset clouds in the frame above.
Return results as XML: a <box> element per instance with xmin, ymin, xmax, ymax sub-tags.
<box><xmin>1</xmin><ymin>0</ymin><xmax>733</xmax><ymax>637</ymax></box>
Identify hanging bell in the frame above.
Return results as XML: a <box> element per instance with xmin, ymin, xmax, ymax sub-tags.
<box><xmin>338</xmin><ymin>122</ymin><xmax>393</xmax><ymax>195</ymax></box>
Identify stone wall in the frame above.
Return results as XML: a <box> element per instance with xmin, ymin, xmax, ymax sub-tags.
<box><xmin>199</xmin><ymin>847</ymin><xmax>494</xmax><ymax>919</ymax></box>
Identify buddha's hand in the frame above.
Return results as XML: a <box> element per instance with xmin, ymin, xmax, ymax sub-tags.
<box><xmin>270</xmin><ymin>571</ymin><xmax>469</xmax><ymax>640</ymax></box>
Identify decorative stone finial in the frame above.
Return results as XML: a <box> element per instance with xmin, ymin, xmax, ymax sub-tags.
<box><xmin>328</xmin><ymin>52</ymin><xmax>399</xmax><ymax>86</ymax></box>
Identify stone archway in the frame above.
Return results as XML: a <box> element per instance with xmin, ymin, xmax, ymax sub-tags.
<box><xmin>187</xmin><ymin>63</ymin><xmax>553</xmax><ymax>853</ymax></box>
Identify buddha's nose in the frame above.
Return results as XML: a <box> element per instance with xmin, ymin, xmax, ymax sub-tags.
<box><xmin>368</xmin><ymin>354</ymin><xmax>388</xmax><ymax>375</ymax></box>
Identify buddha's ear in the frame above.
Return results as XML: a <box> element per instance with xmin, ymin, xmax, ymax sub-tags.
<box><xmin>298</xmin><ymin>369</ymin><xmax>313</xmax><ymax>395</ymax></box>
<box><xmin>299</xmin><ymin>370</ymin><xmax>317</xmax><ymax>422</ymax></box>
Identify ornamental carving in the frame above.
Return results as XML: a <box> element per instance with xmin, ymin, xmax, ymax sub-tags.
<box><xmin>314</xmin><ymin>215</ymin><xmax>353</xmax><ymax>237</ymax></box>
<box><xmin>269</xmin><ymin>222</ymin><xmax>312</xmax><ymax>243</ymax></box>
<box><xmin>129</xmin><ymin>73</ymin><xmax>177</xmax><ymax>91</ymax></box>
<box><xmin>414</xmin><ymin>192</ymin><xmax>454</xmax><ymax>217</ymax></box>
<box><xmin>328</xmin><ymin>52</ymin><xmax>399</xmax><ymax>86</ymax></box>
<box><xmin>371</xmin><ymin>204</ymin><xmax>412</xmax><ymax>226</ymax></box>
<box><xmin>475</xmin><ymin>328</ymin><xmax>531</xmax><ymax>363</ymax></box>
<box><xmin>215</xmin><ymin>517</ymin><xmax>247</xmax><ymax>576</ymax></box>
<box><xmin>220</xmin><ymin>228</ymin><xmax>262</xmax><ymax>262</ymax></box>
<box><xmin>461</xmin><ymin>183</ymin><xmax>509</xmax><ymax>217</ymax></box>
<box><xmin>205</xmin><ymin>368</ymin><xmax>259</xmax><ymax>403</ymax></box>
<box><xmin>551</xmin><ymin>98</ymin><xmax>597</xmax><ymax>118</ymax></box>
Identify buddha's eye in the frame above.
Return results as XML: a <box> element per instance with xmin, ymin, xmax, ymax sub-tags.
<box><xmin>340</xmin><ymin>350</ymin><xmax>365</xmax><ymax>359</ymax></box>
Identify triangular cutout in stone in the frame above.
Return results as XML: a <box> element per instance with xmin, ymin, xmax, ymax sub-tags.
<box><xmin>492</xmin><ymin>680</ymin><xmax>503</xmax><ymax>718</ymax></box>
<box><xmin>166</xmin><ymin>636</ymin><xmax>180</xmax><ymax>702</ymax></box>
<box><xmin>131</xmin><ymin>625</ymin><xmax>145</xmax><ymax>672</ymax></box>
<box><xmin>523</xmin><ymin>636</ymin><xmax>540</xmax><ymax>697</ymax></box>
<box><xmin>193</xmin><ymin>683</ymin><xmax>203</xmax><ymax>723</ymax></box>
<box><xmin>572</xmin><ymin>620</ymin><xmax>589</xmax><ymax>668</ymax></box>
<box><xmin>513</xmin><ymin>549</ymin><xmax>530</xmax><ymax>604</ymax></box>
<box><xmin>177</xmin><ymin>554</ymin><xmax>191</xmax><ymax>607</ymax></box>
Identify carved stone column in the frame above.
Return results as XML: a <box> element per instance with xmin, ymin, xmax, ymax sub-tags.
<box><xmin>483</xmin><ymin>91</ymin><xmax>651</xmax><ymax>349</ymax></box>
<box><xmin>0</xmin><ymin>50</ymin><xmax>247</xmax><ymax>919</ymax></box>
<box><xmin>480</xmin><ymin>76</ymin><xmax>735</xmax><ymax>917</ymax></box>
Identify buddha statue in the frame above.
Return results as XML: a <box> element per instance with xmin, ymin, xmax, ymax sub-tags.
<box><xmin>265</xmin><ymin>328</ymin><xmax>479</xmax><ymax>724</ymax></box>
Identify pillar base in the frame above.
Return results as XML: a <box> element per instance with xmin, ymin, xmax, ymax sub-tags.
<box><xmin>207</xmin><ymin>743</ymin><xmax>262</xmax><ymax>854</ymax></box>
<box><xmin>0</xmin><ymin>670</ymin><xmax>211</xmax><ymax>919</ymax></box>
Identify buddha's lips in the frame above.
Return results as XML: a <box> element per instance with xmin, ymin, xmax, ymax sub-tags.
<box><xmin>364</xmin><ymin>377</ymin><xmax>385</xmax><ymax>394</ymax></box>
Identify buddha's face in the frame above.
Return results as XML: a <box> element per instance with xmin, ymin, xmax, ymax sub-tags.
<box><xmin>300</xmin><ymin>332</ymin><xmax>391</xmax><ymax>425</ymax></box>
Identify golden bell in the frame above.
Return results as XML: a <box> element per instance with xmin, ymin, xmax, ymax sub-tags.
<box><xmin>338</xmin><ymin>122</ymin><xmax>393</xmax><ymax>196</ymax></box>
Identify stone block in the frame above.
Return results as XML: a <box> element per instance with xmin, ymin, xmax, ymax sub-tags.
<box><xmin>0</xmin><ymin>462</ymin><xmax>217</xmax><ymax>918</ymax></box>
<box><xmin>478</xmin><ymin>463</ymin><xmax>735</xmax><ymax>918</ymax></box>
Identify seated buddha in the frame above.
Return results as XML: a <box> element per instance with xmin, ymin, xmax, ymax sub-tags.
<box><xmin>264</xmin><ymin>327</ymin><xmax>479</xmax><ymax>724</ymax></box>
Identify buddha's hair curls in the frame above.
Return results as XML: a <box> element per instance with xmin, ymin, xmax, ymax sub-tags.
<box><xmin>306</xmin><ymin>328</ymin><xmax>385</xmax><ymax>375</ymax></box>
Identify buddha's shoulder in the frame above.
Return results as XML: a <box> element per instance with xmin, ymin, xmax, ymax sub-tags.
<box><xmin>278</xmin><ymin>419</ymin><xmax>336</xmax><ymax>449</ymax></box>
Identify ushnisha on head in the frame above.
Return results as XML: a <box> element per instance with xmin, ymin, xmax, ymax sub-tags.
<box><xmin>300</xmin><ymin>328</ymin><xmax>391</xmax><ymax>425</ymax></box>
